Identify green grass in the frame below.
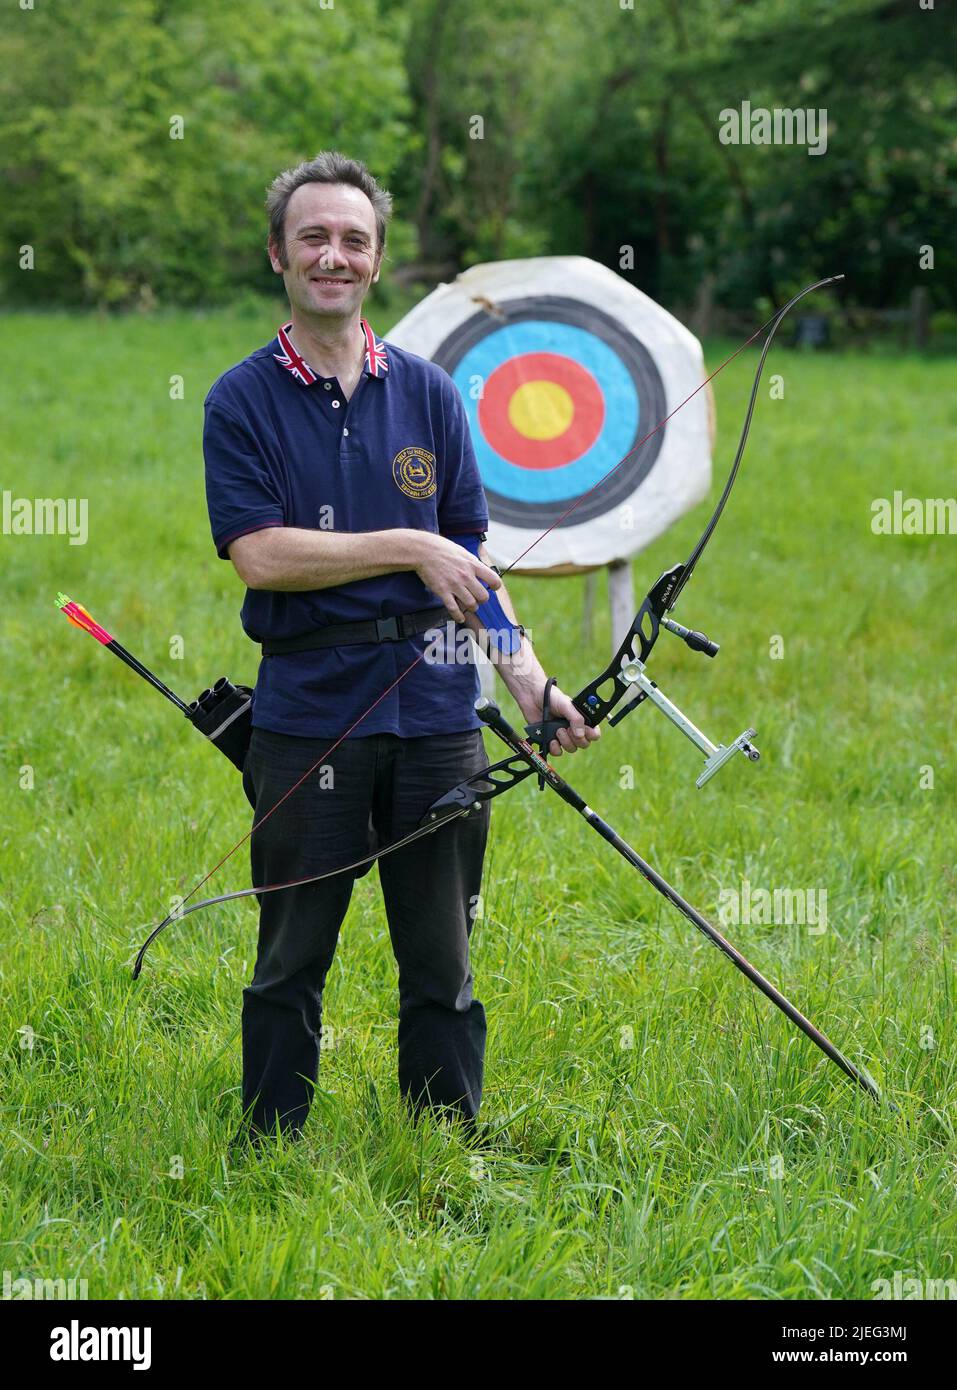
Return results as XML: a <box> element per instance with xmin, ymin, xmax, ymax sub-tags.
<box><xmin>1</xmin><ymin>302</ymin><xmax>955</xmax><ymax>1300</ymax></box>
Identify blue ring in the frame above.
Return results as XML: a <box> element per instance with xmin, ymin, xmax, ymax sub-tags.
<box><xmin>450</xmin><ymin>322</ymin><xmax>639</xmax><ymax>503</ymax></box>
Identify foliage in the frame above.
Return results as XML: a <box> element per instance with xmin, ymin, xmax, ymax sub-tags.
<box><xmin>1</xmin><ymin>0</ymin><xmax>953</xmax><ymax>310</ymax></box>
<box><xmin>0</xmin><ymin>0</ymin><xmax>409</xmax><ymax>307</ymax></box>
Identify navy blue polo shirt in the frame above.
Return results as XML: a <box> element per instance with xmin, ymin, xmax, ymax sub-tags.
<box><xmin>203</xmin><ymin>319</ymin><xmax>489</xmax><ymax>739</ymax></box>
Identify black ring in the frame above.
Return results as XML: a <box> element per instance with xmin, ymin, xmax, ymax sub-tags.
<box><xmin>433</xmin><ymin>296</ymin><xmax>667</xmax><ymax>529</ymax></box>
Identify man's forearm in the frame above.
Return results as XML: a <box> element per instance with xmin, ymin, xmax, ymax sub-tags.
<box><xmin>463</xmin><ymin>575</ymin><xmax>548</xmax><ymax>719</ymax></box>
<box><xmin>232</xmin><ymin>526</ymin><xmax>425</xmax><ymax>591</ymax></box>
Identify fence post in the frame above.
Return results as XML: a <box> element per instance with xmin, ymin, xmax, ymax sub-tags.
<box><xmin>909</xmin><ymin>286</ymin><xmax>930</xmax><ymax>350</ymax></box>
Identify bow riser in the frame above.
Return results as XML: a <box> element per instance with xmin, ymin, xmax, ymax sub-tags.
<box><xmin>523</xmin><ymin>563</ymin><xmax>681</xmax><ymax>747</ymax></box>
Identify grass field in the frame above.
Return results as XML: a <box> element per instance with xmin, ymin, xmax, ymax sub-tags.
<box><xmin>1</xmin><ymin>302</ymin><xmax>954</xmax><ymax>1300</ymax></box>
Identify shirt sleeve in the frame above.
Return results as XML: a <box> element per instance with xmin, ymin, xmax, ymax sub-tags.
<box><xmin>203</xmin><ymin>399</ymin><xmax>285</xmax><ymax>560</ymax></box>
<box><xmin>436</xmin><ymin>376</ymin><xmax>490</xmax><ymax>536</ymax></box>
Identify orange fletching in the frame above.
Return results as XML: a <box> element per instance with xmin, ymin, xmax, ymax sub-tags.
<box><xmin>61</xmin><ymin>600</ymin><xmax>113</xmax><ymax>645</ymax></box>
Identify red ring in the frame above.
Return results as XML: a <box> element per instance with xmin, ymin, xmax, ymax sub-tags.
<box><xmin>477</xmin><ymin>352</ymin><xmax>605</xmax><ymax>470</ymax></box>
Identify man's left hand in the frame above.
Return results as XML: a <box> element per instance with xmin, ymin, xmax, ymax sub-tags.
<box><xmin>520</xmin><ymin>683</ymin><xmax>602</xmax><ymax>758</ymax></box>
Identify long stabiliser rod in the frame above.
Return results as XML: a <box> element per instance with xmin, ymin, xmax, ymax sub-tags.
<box><xmin>473</xmin><ymin>697</ymin><xmax>882</xmax><ymax>1106</ymax></box>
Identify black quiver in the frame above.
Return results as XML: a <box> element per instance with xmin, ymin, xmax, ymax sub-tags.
<box><xmin>186</xmin><ymin>677</ymin><xmax>253</xmax><ymax>773</ymax></box>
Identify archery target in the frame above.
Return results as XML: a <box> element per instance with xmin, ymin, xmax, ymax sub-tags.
<box><xmin>386</xmin><ymin>257</ymin><xmax>712</xmax><ymax>572</ymax></box>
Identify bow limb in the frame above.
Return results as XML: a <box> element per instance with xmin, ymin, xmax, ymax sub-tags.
<box><xmin>132</xmin><ymin>808</ymin><xmax>470</xmax><ymax>978</ymax></box>
<box><xmin>668</xmin><ymin>274</ymin><xmax>844</xmax><ymax>609</ymax></box>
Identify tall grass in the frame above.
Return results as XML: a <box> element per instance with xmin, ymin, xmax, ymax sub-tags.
<box><xmin>0</xmin><ymin>303</ymin><xmax>953</xmax><ymax>1298</ymax></box>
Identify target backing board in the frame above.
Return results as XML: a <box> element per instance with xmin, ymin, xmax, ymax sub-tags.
<box><xmin>386</xmin><ymin>257</ymin><xmax>713</xmax><ymax>573</ymax></box>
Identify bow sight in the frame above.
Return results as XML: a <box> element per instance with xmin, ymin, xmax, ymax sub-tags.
<box><xmin>525</xmin><ymin>561</ymin><xmax>760</xmax><ymax>787</ymax></box>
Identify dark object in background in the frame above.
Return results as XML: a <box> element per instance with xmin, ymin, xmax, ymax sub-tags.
<box><xmin>792</xmin><ymin>313</ymin><xmax>831</xmax><ymax>349</ymax></box>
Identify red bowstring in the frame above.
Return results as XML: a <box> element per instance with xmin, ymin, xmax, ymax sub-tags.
<box><xmin>165</xmin><ymin>318</ymin><xmax>773</xmax><ymax>917</ymax></box>
<box><xmin>170</xmin><ymin>651</ymin><xmax>428</xmax><ymax>914</ymax></box>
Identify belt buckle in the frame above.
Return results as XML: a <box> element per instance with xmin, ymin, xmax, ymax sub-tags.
<box><xmin>375</xmin><ymin>615</ymin><xmax>400</xmax><ymax>642</ymax></box>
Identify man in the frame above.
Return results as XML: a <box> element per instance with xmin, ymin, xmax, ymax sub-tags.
<box><xmin>203</xmin><ymin>151</ymin><xmax>599</xmax><ymax>1143</ymax></box>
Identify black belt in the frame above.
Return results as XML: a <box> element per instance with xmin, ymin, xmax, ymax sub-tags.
<box><xmin>260</xmin><ymin>606</ymin><xmax>451</xmax><ymax>655</ymax></box>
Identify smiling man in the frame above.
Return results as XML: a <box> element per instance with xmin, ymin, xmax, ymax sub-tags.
<box><xmin>203</xmin><ymin>151</ymin><xmax>598</xmax><ymax>1145</ymax></box>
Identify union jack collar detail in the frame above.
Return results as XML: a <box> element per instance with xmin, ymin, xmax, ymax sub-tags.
<box><xmin>360</xmin><ymin>319</ymin><xmax>389</xmax><ymax>377</ymax></box>
<box><xmin>273</xmin><ymin>323</ymin><xmax>317</xmax><ymax>385</ymax></box>
<box><xmin>273</xmin><ymin>319</ymin><xmax>389</xmax><ymax>386</ymax></box>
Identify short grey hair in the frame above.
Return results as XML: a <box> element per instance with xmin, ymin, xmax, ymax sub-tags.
<box><xmin>266</xmin><ymin>151</ymin><xmax>393</xmax><ymax>267</ymax></box>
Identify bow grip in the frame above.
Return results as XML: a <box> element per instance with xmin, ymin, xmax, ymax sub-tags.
<box><xmin>477</xmin><ymin>697</ymin><xmax>573</xmax><ymax>752</ymax></box>
<box><xmin>523</xmin><ymin>714</ymin><xmax>569</xmax><ymax>749</ymax></box>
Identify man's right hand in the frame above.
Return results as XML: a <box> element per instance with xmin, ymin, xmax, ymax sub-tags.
<box><xmin>412</xmin><ymin>533</ymin><xmax>502</xmax><ymax>622</ymax></box>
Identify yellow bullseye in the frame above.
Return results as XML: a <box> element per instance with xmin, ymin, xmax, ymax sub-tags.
<box><xmin>507</xmin><ymin>380</ymin><xmax>574</xmax><ymax>441</ymax></box>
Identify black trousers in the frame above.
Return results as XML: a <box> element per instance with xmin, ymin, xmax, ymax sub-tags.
<box><xmin>240</xmin><ymin>726</ymin><xmax>490</xmax><ymax>1137</ymax></box>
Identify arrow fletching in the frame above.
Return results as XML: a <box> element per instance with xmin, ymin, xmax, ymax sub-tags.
<box><xmin>55</xmin><ymin>592</ymin><xmax>114</xmax><ymax>645</ymax></box>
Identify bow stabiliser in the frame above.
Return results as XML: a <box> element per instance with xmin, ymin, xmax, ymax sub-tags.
<box><xmin>447</xmin><ymin>696</ymin><xmax>882</xmax><ymax>1106</ymax></box>
<box><xmin>62</xmin><ymin>276</ymin><xmax>881</xmax><ymax>1102</ymax></box>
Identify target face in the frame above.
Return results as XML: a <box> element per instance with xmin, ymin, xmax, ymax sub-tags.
<box><xmin>433</xmin><ymin>298</ymin><xmax>666</xmax><ymax>528</ymax></box>
<box><xmin>385</xmin><ymin>257</ymin><xmax>711</xmax><ymax>572</ymax></box>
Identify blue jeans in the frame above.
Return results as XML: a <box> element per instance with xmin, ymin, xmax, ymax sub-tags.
<box><xmin>240</xmin><ymin>726</ymin><xmax>490</xmax><ymax>1137</ymax></box>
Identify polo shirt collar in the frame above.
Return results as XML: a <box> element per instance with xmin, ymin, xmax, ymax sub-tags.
<box><xmin>273</xmin><ymin>319</ymin><xmax>389</xmax><ymax>386</ymax></box>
